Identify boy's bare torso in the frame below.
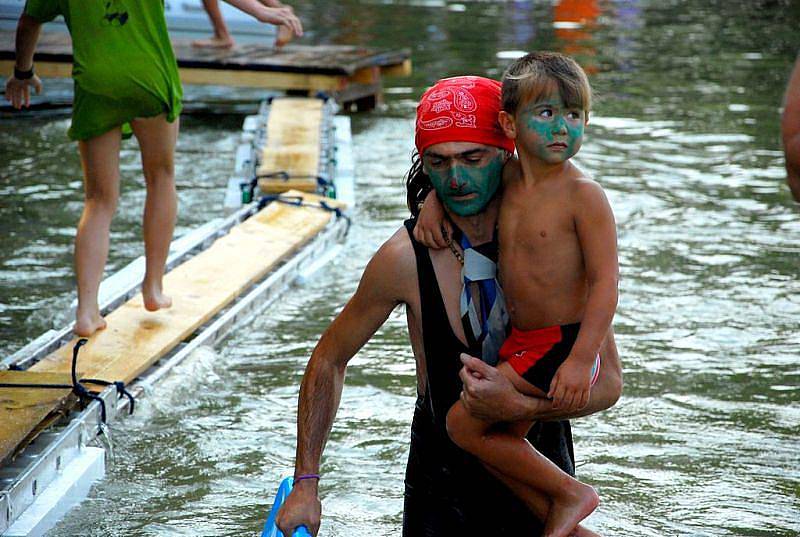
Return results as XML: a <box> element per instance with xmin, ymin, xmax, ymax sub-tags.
<box><xmin>499</xmin><ymin>160</ymin><xmax>592</xmax><ymax>330</ymax></box>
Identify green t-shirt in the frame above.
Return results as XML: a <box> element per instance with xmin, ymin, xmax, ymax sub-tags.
<box><xmin>24</xmin><ymin>0</ymin><xmax>183</xmax><ymax>140</ymax></box>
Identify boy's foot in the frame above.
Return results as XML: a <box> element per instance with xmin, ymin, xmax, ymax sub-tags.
<box><xmin>142</xmin><ymin>282</ymin><xmax>172</xmax><ymax>312</ymax></box>
<box><xmin>192</xmin><ymin>36</ymin><xmax>235</xmax><ymax>49</ymax></box>
<box><xmin>274</xmin><ymin>24</ymin><xmax>294</xmax><ymax>48</ymax></box>
<box><xmin>543</xmin><ymin>483</ymin><xmax>599</xmax><ymax>537</ymax></box>
<box><xmin>74</xmin><ymin>310</ymin><xmax>107</xmax><ymax>337</ymax></box>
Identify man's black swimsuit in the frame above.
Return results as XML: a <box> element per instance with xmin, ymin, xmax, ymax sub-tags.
<box><xmin>402</xmin><ymin>219</ymin><xmax>576</xmax><ymax>536</ymax></box>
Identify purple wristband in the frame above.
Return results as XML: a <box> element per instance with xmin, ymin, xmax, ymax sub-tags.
<box><xmin>295</xmin><ymin>473</ymin><xmax>320</xmax><ymax>483</ymax></box>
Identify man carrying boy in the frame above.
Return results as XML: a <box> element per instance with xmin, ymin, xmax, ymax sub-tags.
<box><xmin>275</xmin><ymin>75</ymin><xmax>622</xmax><ymax>536</ymax></box>
<box><xmin>422</xmin><ymin>54</ymin><xmax>618</xmax><ymax>537</ymax></box>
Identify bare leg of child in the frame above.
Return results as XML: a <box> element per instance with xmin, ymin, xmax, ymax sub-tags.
<box><xmin>74</xmin><ymin>127</ymin><xmax>122</xmax><ymax>336</ymax></box>
<box><xmin>446</xmin><ymin>362</ymin><xmax>599</xmax><ymax>537</ymax></box>
<box><xmin>193</xmin><ymin>0</ymin><xmax>235</xmax><ymax>49</ymax></box>
<box><xmin>483</xmin><ymin>451</ymin><xmax>601</xmax><ymax>537</ymax></box>
<box><xmin>130</xmin><ymin>114</ymin><xmax>179</xmax><ymax>312</ymax></box>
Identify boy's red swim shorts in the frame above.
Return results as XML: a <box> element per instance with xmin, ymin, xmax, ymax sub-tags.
<box><xmin>499</xmin><ymin>323</ymin><xmax>600</xmax><ymax>393</ymax></box>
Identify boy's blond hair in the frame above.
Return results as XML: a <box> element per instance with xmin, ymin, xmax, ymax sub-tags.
<box><xmin>502</xmin><ymin>51</ymin><xmax>592</xmax><ymax>116</ymax></box>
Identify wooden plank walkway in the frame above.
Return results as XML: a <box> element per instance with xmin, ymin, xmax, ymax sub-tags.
<box><xmin>258</xmin><ymin>98</ymin><xmax>323</xmax><ymax>194</ymax></box>
<box><xmin>0</xmin><ymin>96</ymin><xmax>345</xmax><ymax>465</ymax></box>
<box><xmin>0</xmin><ymin>30</ymin><xmax>411</xmax><ymax>109</ymax></box>
<box><xmin>29</xmin><ymin>190</ymin><xmax>342</xmax><ymax>385</ymax></box>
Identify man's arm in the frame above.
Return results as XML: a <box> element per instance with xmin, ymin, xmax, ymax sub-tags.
<box><xmin>276</xmin><ymin>230</ymin><xmax>414</xmax><ymax>536</ymax></box>
<box><xmin>548</xmin><ymin>179</ymin><xmax>619</xmax><ymax>412</ymax></box>
<box><xmin>5</xmin><ymin>14</ymin><xmax>44</xmax><ymax>109</ymax></box>
<box><xmin>458</xmin><ymin>328</ymin><xmax>622</xmax><ymax>422</ymax></box>
<box><xmin>782</xmin><ymin>57</ymin><xmax>800</xmax><ymax>201</ymax></box>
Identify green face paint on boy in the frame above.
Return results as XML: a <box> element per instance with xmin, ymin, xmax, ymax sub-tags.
<box><xmin>424</xmin><ymin>151</ymin><xmax>506</xmax><ymax>217</ymax></box>
<box><xmin>518</xmin><ymin>92</ymin><xmax>586</xmax><ymax>164</ymax></box>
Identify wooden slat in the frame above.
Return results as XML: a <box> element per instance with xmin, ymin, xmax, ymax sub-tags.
<box><xmin>30</xmin><ymin>190</ymin><xmax>343</xmax><ymax>386</ymax></box>
<box><xmin>258</xmin><ymin>98</ymin><xmax>323</xmax><ymax>194</ymax></box>
<box><xmin>0</xmin><ymin>372</ymin><xmax>74</xmax><ymax>463</ymax></box>
<box><xmin>381</xmin><ymin>58</ymin><xmax>413</xmax><ymax>78</ymax></box>
<box><xmin>179</xmin><ymin>66</ymin><xmax>346</xmax><ymax>91</ymax></box>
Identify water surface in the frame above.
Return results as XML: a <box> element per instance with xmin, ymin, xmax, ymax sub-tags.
<box><xmin>1</xmin><ymin>0</ymin><xmax>798</xmax><ymax>535</ymax></box>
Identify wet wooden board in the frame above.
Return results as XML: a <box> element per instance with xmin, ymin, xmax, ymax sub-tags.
<box><xmin>30</xmin><ymin>190</ymin><xmax>344</xmax><ymax>387</ymax></box>
<box><xmin>0</xmin><ymin>372</ymin><xmax>74</xmax><ymax>464</ymax></box>
<box><xmin>258</xmin><ymin>98</ymin><xmax>322</xmax><ymax>194</ymax></box>
<box><xmin>0</xmin><ymin>30</ymin><xmax>411</xmax><ymax>104</ymax></box>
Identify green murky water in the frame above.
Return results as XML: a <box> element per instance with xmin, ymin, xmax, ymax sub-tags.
<box><xmin>1</xmin><ymin>0</ymin><xmax>799</xmax><ymax>535</ymax></box>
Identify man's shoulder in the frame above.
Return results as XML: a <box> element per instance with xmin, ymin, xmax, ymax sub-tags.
<box><xmin>371</xmin><ymin>224</ymin><xmax>418</xmax><ymax>280</ymax></box>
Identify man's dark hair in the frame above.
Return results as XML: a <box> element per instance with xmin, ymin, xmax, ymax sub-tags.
<box><xmin>405</xmin><ymin>152</ymin><xmax>432</xmax><ymax>218</ymax></box>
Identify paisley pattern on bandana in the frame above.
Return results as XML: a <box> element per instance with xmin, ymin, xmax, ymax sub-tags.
<box><xmin>415</xmin><ymin>76</ymin><xmax>515</xmax><ymax>155</ymax></box>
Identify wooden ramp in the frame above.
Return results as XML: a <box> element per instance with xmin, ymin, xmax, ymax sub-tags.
<box><xmin>0</xmin><ymin>94</ymin><xmax>347</xmax><ymax>465</ymax></box>
<box><xmin>257</xmin><ymin>98</ymin><xmax>323</xmax><ymax>194</ymax></box>
<box><xmin>0</xmin><ymin>189</ymin><xmax>342</xmax><ymax>465</ymax></box>
<box><xmin>0</xmin><ymin>30</ymin><xmax>411</xmax><ymax>110</ymax></box>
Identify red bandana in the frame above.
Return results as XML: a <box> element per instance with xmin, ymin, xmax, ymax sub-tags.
<box><xmin>415</xmin><ymin>76</ymin><xmax>515</xmax><ymax>155</ymax></box>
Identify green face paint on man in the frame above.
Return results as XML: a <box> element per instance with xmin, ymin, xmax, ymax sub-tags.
<box><xmin>424</xmin><ymin>150</ymin><xmax>506</xmax><ymax>217</ymax></box>
<box><xmin>518</xmin><ymin>90</ymin><xmax>586</xmax><ymax>165</ymax></box>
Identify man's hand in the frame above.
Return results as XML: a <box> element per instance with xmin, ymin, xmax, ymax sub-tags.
<box><xmin>458</xmin><ymin>353</ymin><xmax>536</xmax><ymax>422</ymax></box>
<box><xmin>4</xmin><ymin>74</ymin><xmax>42</xmax><ymax>109</ymax></box>
<box><xmin>547</xmin><ymin>356</ymin><xmax>593</xmax><ymax>413</ymax></box>
<box><xmin>414</xmin><ymin>190</ymin><xmax>451</xmax><ymax>249</ymax></box>
<box><xmin>276</xmin><ymin>480</ymin><xmax>321</xmax><ymax>536</ymax></box>
<box><xmin>257</xmin><ymin>5</ymin><xmax>303</xmax><ymax>39</ymax></box>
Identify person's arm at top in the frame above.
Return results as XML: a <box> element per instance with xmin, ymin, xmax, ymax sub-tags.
<box><xmin>5</xmin><ymin>14</ymin><xmax>44</xmax><ymax>109</ymax></box>
<box><xmin>275</xmin><ymin>229</ymin><xmax>413</xmax><ymax>537</ymax></box>
<box><xmin>222</xmin><ymin>0</ymin><xmax>302</xmax><ymax>36</ymax></box>
<box><xmin>548</xmin><ymin>179</ymin><xmax>619</xmax><ymax>412</ymax></box>
<box><xmin>782</xmin><ymin>58</ymin><xmax>800</xmax><ymax>202</ymax></box>
<box><xmin>458</xmin><ymin>328</ymin><xmax>622</xmax><ymax>423</ymax></box>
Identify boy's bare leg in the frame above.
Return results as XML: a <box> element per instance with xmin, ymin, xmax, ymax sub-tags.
<box><xmin>193</xmin><ymin>0</ymin><xmax>235</xmax><ymax>48</ymax></box>
<box><xmin>480</xmin><ymin>431</ymin><xmax>601</xmax><ymax>537</ymax></box>
<box><xmin>130</xmin><ymin>114</ymin><xmax>179</xmax><ymax>312</ymax></box>
<box><xmin>75</xmin><ymin>127</ymin><xmax>123</xmax><ymax>336</ymax></box>
<box><xmin>446</xmin><ymin>362</ymin><xmax>599</xmax><ymax>537</ymax></box>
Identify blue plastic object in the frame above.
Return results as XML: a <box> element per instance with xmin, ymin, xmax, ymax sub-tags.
<box><xmin>261</xmin><ymin>477</ymin><xmax>313</xmax><ymax>537</ymax></box>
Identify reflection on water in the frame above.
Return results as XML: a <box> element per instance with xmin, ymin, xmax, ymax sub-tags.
<box><xmin>1</xmin><ymin>0</ymin><xmax>799</xmax><ymax>535</ymax></box>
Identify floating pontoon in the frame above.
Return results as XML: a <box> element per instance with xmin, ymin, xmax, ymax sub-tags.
<box><xmin>0</xmin><ymin>96</ymin><xmax>354</xmax><ymax>536</ymax></box>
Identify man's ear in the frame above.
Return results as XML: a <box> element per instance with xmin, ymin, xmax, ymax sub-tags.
<box><xmin>498</xmin><ymin>111</ymin><xmax>516</xmax><ymax>139</ymax></box>
<box><xmin>585</xmin><ymin>110</ymin><xmax>590</xmax><ymax>126</ymax></box>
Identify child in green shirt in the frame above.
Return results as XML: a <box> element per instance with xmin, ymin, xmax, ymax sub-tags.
<box><xmin>5</xmin><ymin>0</ymin><xmax>303</xmax><ymax>336</ymax></box>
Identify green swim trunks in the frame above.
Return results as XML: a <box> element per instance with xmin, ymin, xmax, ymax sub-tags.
<box><xmin>24</xmin><ymin>0</ymin><xmax>183</xmax><ymax>140</ymax></box>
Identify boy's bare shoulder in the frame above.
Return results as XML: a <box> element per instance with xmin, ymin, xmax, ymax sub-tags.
<box><xmin>565</xmin><ymin>165</ymin><xmax>605</xmax><ymax>196</ymax></box>
<box><xmin>565</xmin><ymin>168</ymin><xmax>613</xmax><ymax>216</ymax></box>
